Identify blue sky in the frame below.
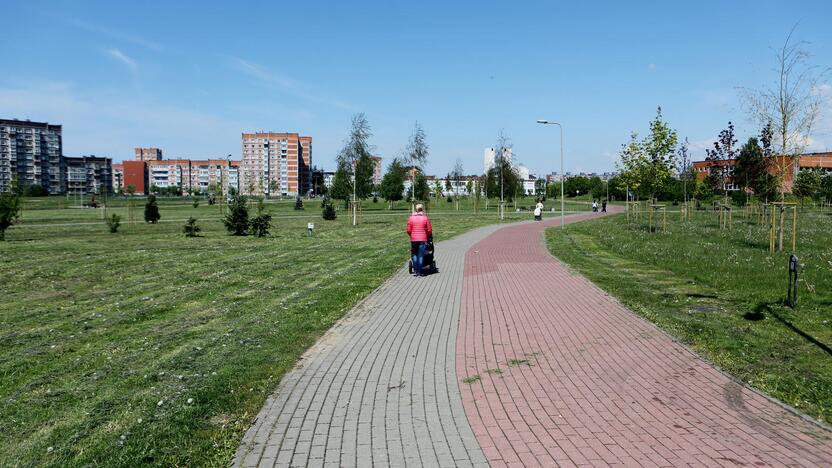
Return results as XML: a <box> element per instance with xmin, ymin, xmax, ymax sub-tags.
<box><xmin>2</xmin><ymin>0</ymin><xmax>831</xmax><ymax>176</ymax></box>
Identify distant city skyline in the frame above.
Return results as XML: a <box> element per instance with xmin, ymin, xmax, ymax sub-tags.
<box><xmin>2</xmin><ymin>1</ymin><xmax>831</xmax><ymax>176</ymax></box>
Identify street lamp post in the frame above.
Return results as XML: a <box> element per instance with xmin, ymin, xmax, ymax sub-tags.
<box><xmin>352</xmin><ymin>162</ymin><xmax>357</xmax><ymax>226</ymax></box>
<box><xmin>499</xmin><ymin>149</ymin><xmax>504</xmax><ymax>220</ymax></box>
<box><xmin>536</xmin><ymin>120</ymin><xmax>565</xmax><ymax>229</ymax></box>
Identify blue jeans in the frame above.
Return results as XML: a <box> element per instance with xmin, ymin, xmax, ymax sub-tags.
<box><xmin>411</xmin><ymin>241</ymin><xmax>426</xmax><ymax>275</ymax></box>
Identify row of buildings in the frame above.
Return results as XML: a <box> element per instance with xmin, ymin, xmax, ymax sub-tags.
<box><xmin>0</xmin><ymin>117</ymin><xmax>627</xmax><ymax>200</ymax></box>
<box><xmin>115</xmin><ymin>132</ymin><xmax>315</xmax><ymax>196</ymax></box>
<box><xmin>120</xmin><ymin>132</ymin><xmax>313</xmax><ymax>196</ymax></box>
<box><xmin>7</xmin><ymin>116</ymin><xmax>831</xmax><ymax>198</ymax></box>
<box><xmin>0</xmin><ymin>119</ymin><xmax>315</xmax><ymax>197</ymax></box>
<box><xmin>0</xmin><ymin>119</ymin><xmax>112</xmax><ymax>195</ymax></box>
<box><xmin>692</xmin><ymin>153</ymin><xmax>832</xmax><ymax>192</ymax></box>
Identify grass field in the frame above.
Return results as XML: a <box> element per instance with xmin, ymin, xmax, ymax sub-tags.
<box><xmin>16</xmin><ymin>195</ymin><xmax>595</xmax><ymax>222</ymax></box>
<box><xmin>0</xmin><ymin>197</ymin><xmax>572</xmax><ymax>467</ymax></box>
<box><xmin>546</xmin><ymin>208</ymin><xmax>832</xmax><ymax>424</ymax></box>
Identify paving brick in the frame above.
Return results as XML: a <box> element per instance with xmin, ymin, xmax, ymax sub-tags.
<box><xmin>457</xmin><ymin>208</ymin><xmax>832</xmax><ymax>466</ymax></box>
<box><xmin>234</xmin><ymin>207</ymin><xmax>832</xmax><ymax>466</ymax></box>
<box><xmin>232</xmin><ymin>223</ymin><xmax>504</xmax><ymax>466</ymax></box>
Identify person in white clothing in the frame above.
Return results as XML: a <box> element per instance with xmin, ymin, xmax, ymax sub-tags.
<box><xmin>534</xmin><ymin>200</ymin><xmax>543</xmax><ymax>221</ymax></box>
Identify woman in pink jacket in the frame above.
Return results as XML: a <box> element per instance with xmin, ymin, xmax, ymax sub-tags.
<box><xmin>406</xmin><ymin>204</ymin><xmax>433</xmax><ymax>276</ymax></box>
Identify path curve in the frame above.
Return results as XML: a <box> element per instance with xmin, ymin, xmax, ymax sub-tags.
<box><xmin>457</xmin><ymin>210</ymin><xmax>832</xmax><ymax>466</ymax></box>
<box><xmin>235</xmin><ymin>209</ymin><xmax>832</xmax><ymax>467</ymax></box>
<box><xmin>234</xmin><ymin>222</ymin><xmax>505</xmax><ymax>467</ymax></box>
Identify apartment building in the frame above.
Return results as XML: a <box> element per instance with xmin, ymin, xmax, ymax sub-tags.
<box><xmin>187</xmin><ymin>159</ymin><xmax>240</xmax><ymax>194</ymax></box>
<box><xmin>64</xmin><ymin>155</ymin><xmax>113</xmax><ymax>195</ymax></box>
<box><xmin>0</xmin><ymin>119</ymin><xmax>63</xmax><ymax>194</ymax></box>
<box><xmin>147</xmin><ymin>159</ymin><xmax>191</xmax><ymax>191</ymax></box>
<box><xmin>135</xmin><ymin>147</ymin><xmax>163</xmax><ymax>161</ymax></box>
<box><xmin>241</xmin><ymin>132</ymin><xmax>312</xmax><ymax>196</ymax></box>
<box><xmin>322</xmin><ymin>170</ymin><xmax>335</xmax><ymax>189</ymax></box>
<box><xmin>122</xmin><ymin>160</ymin><xmax>148</xmax><ymax>194</ymax></box>
<box><xmin>370</xmin><ymin>156</ymin><xmax>383</xmax><ymax>186</ymax></box>
<box><xmin>139</xmin><ymin>158</ymin><xmax>240</xmax><ymax>195</ymax></box>
<box><xmin>112</xmin><ymin>163</ymin><xmax>124</xmax><ymax>192</ymax></box>
<box><xmin>692</xmin><ymin>152</ymin><xmax>832</xmax><ymax>193</ymax></box>
<box><xmin>484</xmin><ymin>147</ymin><xmax>512</xmax><ymax>173</ymax></box>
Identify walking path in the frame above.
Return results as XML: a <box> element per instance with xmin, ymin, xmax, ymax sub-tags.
<box><xmin>234</xmin><ymin>223</ymin><xmax>503</xmax><ymax>467</ymax></box>
<box><xmin>457</xmin><ymin>212</ymin><xmax>832</xmax><ymax>467</ymax></box>
<box><xmin>236</xmin><ymin>210</ymin><xmax>832</xmax><ymax>467</ymax></box>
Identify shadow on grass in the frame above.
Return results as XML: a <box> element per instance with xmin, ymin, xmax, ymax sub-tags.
<box><xmin>740</xmin><ymin>238</ymin><xmax>770</xmax><ymax>250</ymax></box>
<box><xmin>687</xmin><ymin>293</ymin><xmax>719</xmax><ymax>299</ymax></box>
<box><xmin>748</xmin><ymin>302</ymin><xmax>832</xmax><ymax>358</ymax></box>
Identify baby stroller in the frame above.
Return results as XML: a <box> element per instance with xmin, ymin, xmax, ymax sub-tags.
<box><xmin>409</xmin><ymin>236</ymin><xmax>437</xmax><ymax>275</ymax></box>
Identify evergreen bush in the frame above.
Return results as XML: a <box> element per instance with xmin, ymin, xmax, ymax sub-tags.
<box><xmin>144</xmin><ymin>195</ymin><xmax>160</xmax><ymax>224</ymax></box>
<box><xmin>105</xmin><ymin>213</ymin><xmax>121</xmax><ymax>233</ymax></box>
<box><xmin>183</xmin><ymin>217</ymin><xmax>201</xmax><ymax>237</ymax></box>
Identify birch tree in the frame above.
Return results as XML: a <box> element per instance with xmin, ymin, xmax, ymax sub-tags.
<box><xmin>404</xmin><ymin>122</ymin><xmax>429</xmax><ymax>211</ymax></box>
<box><xmin>741</xmin><ymin>28</ymin><xmax>829</xmax><ymax>250</ymax></box>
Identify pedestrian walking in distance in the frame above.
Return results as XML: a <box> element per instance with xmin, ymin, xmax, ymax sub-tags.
<box><xmin>592</xmin><ymin>200</ymin><xmax>598</xmax><ymax>212</ymax></box>
<box><xmin>407</xmin><ymin>204</ymin><xmax>433</xmax><ymax>277</ymax></box>
<box><xmin>602</xmin><ymin>200</ymin><xmax>607</xmax><ymax>212</ymax></box>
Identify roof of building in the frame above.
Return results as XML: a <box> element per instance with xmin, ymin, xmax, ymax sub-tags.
<box><xmin>64</xmin><ymin>155</ymin><xmax>112</xmax><ymax>163</ymax></box>
<box><xmin>693</xmin><ymin>151</ymin><xmax>832</xmax><ymax>167</ymax></box>
<box><xmin>0</xmin><ymin>118</ymin><xmax>62</xmax><ymax>130</ymax></box>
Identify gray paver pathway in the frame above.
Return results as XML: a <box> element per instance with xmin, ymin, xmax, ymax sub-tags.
<box><xmin>233</xmin><ymin>223</ymin><xmax>504</xmax><ymax>467</ymax></box>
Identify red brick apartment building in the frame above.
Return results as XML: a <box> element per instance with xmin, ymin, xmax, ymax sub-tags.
<box><xmin>241</xmin><ymin>132</ymin><xmax>312</xmax><ymax>197</ymax></box>
<box><xmin>692</xmin><ymin>152</ymin><xmax>832</xmax><ymax>192</ymax></box>
<box><xmin>122</xmin><ymin>160</ymin><xmax>149</xmax><ymax>194</ymax></box>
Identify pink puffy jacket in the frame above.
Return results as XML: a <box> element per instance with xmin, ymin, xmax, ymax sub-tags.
<box><xmin>406</xmin><ymin>212</ymin><xmax>433</xmax><ymax>242</ymax></box>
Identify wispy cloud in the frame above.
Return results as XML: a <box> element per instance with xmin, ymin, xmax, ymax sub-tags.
<box><xmin>107</xmin><ymin>48</ymin><xmax>138</xmax><ymax>70</ymax></box>
<box><xmin>227</xmin><ymin>55</ymin><xmax>351</xmax><ymax>109</ymax></box>
<box><xmin>231</xmin><ymin>57</ymin><xmax>298</xmax><ymax>89</ymax></box>
<box><xmin>0</xmin><ymin>81</ymin><xmax>251</xmax><ymax>160</ymax></box>
<box><xmin>70</xmin><ymin>18</ymin><xmax>164</xmax><ymax>52</ymax></box>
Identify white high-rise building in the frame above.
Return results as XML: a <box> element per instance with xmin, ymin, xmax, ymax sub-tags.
<box><xmin>483</xmin><ymin>147</ymin><xmax>512</xmax><ymax>173</ymax></box>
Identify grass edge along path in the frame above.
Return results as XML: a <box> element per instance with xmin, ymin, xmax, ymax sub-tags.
<box><xmin>545</xmin><ymin>212</ymin><xmax>832</xmax><ymax>427</ymax></box>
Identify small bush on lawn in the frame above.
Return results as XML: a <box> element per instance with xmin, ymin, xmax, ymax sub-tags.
<box><xmin>0</xmin><ymin>190</ymin><xmax>22</xmax><ymax>241</ymax></box>
<box><xmin>105</xmin><ymin>213</ymin><xmax>121</xmax><ymax>233</ymax></box>
<box><xmin>144</xmin><ymin>195</ymin><xmax>161</xmax><ymax>224</ymax></box>
<box><xmin>183</xmin><ymin>217</ymin><xmax>201</xmax><ymax>237</ymax></box>
<box><xmin>249</xmin><ymin>200</ymin><xmax>272</xmax><ymax>237</ymax></box>
<box><xmin>322</xmin><ymin>197</ymin><xmax>337</xmax><ymax>220</ymax></box>
<box><xmin>223</xmin><ymin>194</ymin><xmax>249</xmax><ymax>235</ymax></box>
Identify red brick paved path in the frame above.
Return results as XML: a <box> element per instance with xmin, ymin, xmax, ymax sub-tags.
<box><xmin>457</xmin><ymin>211</ymin><xmax>832</xmax><ymax>467</ymax></box>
